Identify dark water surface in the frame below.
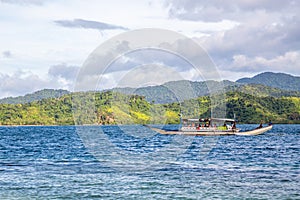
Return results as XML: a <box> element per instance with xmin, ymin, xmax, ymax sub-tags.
<box><xmin>0</xmin><ymin>125</ymin><xmax>299</xmax><ymax>199</ymax></box>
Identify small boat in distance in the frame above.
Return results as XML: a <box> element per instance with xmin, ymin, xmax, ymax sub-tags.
<box><xmin>144</xmin><ymin>118</ymin><xmax>273</xmax><ymax>136</ymax></box>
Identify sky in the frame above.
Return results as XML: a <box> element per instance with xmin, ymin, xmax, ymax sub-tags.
<box><xmin>0</xmin><ymin>0</ymin><xmax>299</xmax><ymax>98</ymax></box>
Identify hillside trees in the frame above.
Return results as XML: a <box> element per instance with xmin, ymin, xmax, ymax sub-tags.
<box><xmin>0</xmin><ymin>91</ymin><xmax>299</xmax><ymax>125</ymax></box>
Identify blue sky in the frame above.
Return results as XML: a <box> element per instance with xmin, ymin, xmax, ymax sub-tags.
<box><xmin>0</xmin><ymin>0</ymin><xmax>299</xmax><ymax>98</ymax></box>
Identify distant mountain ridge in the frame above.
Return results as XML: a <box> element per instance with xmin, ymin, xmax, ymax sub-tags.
<box><xmin>236</xmin><ymin>72</ymin><xmax>300</xmax><ymax>91</ymax></box>
<box><xmin>112</xmin><ymin>80</ymin><xmax>237</xmax><ymax>104</ymax></box>
<box><xmin>0</xmin><ymin>89</ymin><xmax>70</xmax><ymax>104</ymax></box>
<box><xmin>112</xmin><ymin>78</ymin><xmax>300</xmax><ymax>104</ymax></box>
<box><xmin>1</xmin><ymin>72</ymin><xmax>299</xmax><ymax>104</ymax></box>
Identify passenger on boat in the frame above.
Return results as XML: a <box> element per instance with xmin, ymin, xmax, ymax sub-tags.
<box><xmin>223</xmin><ymin>123</ymin><xmax>231</xmax><ymax>130</ymax></box>
<box><xmin>204</xmin><ymin>122</ymin><xmax>209</xmax><ymax>127</ymax></box>
<box><xmin>256</xmin><ymin>121</ymin><xmax>263</xmax><ymax>129</ymax></box>
<box><xmin>226</xmin><ymin>124</ymin><xmax>231</xmax><ymax>130</ymax></box>
<box><xmin>268</xmin><ymin>120</ymin><xmax>272</xmax><ymax>126</ymax></box>
<box><xmin>232</xmin><ymin>121</ymin><xmax>236</xmax><ymax>130</ymax></box>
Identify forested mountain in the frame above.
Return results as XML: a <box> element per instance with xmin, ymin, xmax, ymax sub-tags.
<box><xmin>227</xmin><ymin>83</ymin><xmax>300</xmax><ymax>98</ymax></box>
<box><xmin>2</xmin><ymin>72</ymin><xmax>299</xmax><ymax>105</ymax></box>
<box><xmin>224</xmin><ymin>92</ymin><xmax>300</xmax><ymax>123</ymax></box>
<box><xmin>0</xmin><ymin>89</ymin><xmax>70</xmax><ymax>104</ymax></box>
<box><xmin>113</xmin><ymin>80</ymin><xmax>237</xmax><ymax>104</ymax></box>
<box><xmin>113</xmin><ymin>79</ymin><xmax>300</xmax><ymax>104</ymax></box>
<box><xmin>0</xmin><ymin>91</ymin><xmax>299</xmax><ymax>125</ymax></box>
<box><xmin>0</xmin><ymin>72</ymin><xmax>299</xmax><ymax>125</ymax></box>
<box><xmin>236</xmin><ymin>72</ymin><xmax>300</xmax><ymax>91</ymax></box>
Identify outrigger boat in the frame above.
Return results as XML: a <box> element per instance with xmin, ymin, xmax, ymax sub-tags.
<box><xmin>145</xmin><ymin>118</ymin><xmax>273</xmax><ymax>136</ymax></box>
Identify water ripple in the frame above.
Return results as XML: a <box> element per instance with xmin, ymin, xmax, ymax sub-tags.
<box><xmin>0</xmin><ymin>124</ymin><xmax>299</xmax><ymax>199</ymax></box>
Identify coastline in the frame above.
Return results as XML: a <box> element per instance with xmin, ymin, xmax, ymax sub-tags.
<box><xmin>1</xmin><ymin>123</ymin><xmax>300</xmax><ymax>127</ymax></box>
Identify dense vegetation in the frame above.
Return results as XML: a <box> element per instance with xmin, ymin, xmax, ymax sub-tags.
<box><xmin>1</xmin><ymin>72</ymin><xmax>299</xmax><ymax>105</ymax></box>
<box><xmin>237</xmin><ymin>72</ymin><xmax>300</xmax><ymax>91</ymax></box>
<box><xmin>0</xmin><ymin>91</ymin><xmax>299</xmax><ymax>125</ymax></box>
<box><xmin>0</xmin><ymin>72</ymin><xmax>299</xmax><ymax>125</ymax></box>
<box><xmin>113</xmin><ymin>80</ymin><xmax>300</xmax><ymax>104</ymax></box>
<box><xmin>0</xmin><ymin>89</ymin><xmax>70</xmax><ymax>104</ymax></box>
<box><xmin>227</xmin><ymin>84</ymin><xmax>300</xmax><ymax>98</ymax></box>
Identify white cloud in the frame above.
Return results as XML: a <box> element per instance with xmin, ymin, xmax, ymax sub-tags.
<box><xmin>54</xmin><ymin>19</ymin><xmax>128</xmax><ymax>31</ymax></box>
<box><xmin>0</xmin><ymin>65</ymin><xmax>80</xmax><ymax>98</ymax></box>
<box><xmin>230</xmin><ymin>51</ymin><xmax>300</xmax><ymax>74</ymax></box>
<box><xmin>0</xmin><ymin>70</ymin><xmax>49</xmax><ymax>98</ymax></box>
<box><xmin>0</xmin><ymin>0</ymin><xmax>299</xmax><ymax>97</ymax></box>
<box><xmin>0</xmin><ymin>0</ymin><xmax>45</xmax><ymax>6</ymax></box>
<box><xmin>197</xmin><ymin>14</ymin><xmax>300</xmax><ymax>59</ymax></box>
<box><xmin>166</xmin><ymin>0</ymin><xmax>299</xmax><ymax>22</ymax></box>
<box><xmin>111</xmin><ymin>64</ymin><xmax>184</xmax><ymax>88</ymax></box>
<box><xmin>48</xmin><ymin>64</ymin><xmax>79</xmax><ymax>80</ymax></box>
<box><xmin>2</xmin><ymin>51</ymin><xmax>12</xmax><ymax>58</ymax></box>
<box><xmin>171</xmin><ymin>0</ymin><xmax>300</xmax><ymax>79</ymax></box>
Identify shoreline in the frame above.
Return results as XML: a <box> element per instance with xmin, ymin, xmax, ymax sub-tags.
<box><xmin>0</xmin><ymin>123</ymin><xmax>300</xmax><ymax>127</ymax></box>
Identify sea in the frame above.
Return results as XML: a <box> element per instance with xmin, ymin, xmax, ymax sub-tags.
<box><xmin>0</xmin><ymin>124</ymin><xmax>299</xmax><ymax>199</ymax></box>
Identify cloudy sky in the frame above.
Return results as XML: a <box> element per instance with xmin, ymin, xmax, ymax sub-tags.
<box><xmin>0</xmin><ymin>0</ymin><xmax>299</xmax><ymax>98</ymax></box>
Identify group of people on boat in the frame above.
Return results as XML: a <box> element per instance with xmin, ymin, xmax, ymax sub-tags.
<box><xmin>222</xmin><ymin>121</ymin><xmax>237</xmax><ymax>131</ymax></box>
<box><xmin>182</xmin><ymin>117</ymin><xmax>239</xmax><ymax>131</ymax></box>
<box><xmin>182</xmin><ymin>117</ymin><xmax>273</xmax><ymax>133</ymax></box>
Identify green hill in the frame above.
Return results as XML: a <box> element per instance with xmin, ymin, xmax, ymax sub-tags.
<box><xmin>237</xmin><ymin>72</ymin><xmax>300</xmax><ymax>91</ymax></box>
<box><xmin>1</xmin><ymin>72</ymin><xmax>299</xmax><ymax>125</ymax></box>
<box><xmin>224</xmin><ymin>92</ymin><xmax>300</xmax><ymax>123</ymax></box>
<box><xmin>1</xmin><ymin>72</ymin><xmax>298</xmax><ymax>106</ymax></box>
<box><xmin>0</xmin><ymin>91</ymin><xmax>299</xmax><ymax>125</ymax></box>
<box><xmin>2</xmin><ymin>72</ymin><xmax>298</xmax><ymax>105</ymax></box>
<box><xmin>113</xmin><ymin>80</ymin><xmax>237</xmax><ymax>104</ymax></box>
<box><xmin>113</xmin><ymin>79</ymin><xmax>300</xmax><ymax>104</ymax></box>
<box><xmin>0</xmin><ymin>89</ymin><xmax>70</xmax><ymax>104</ymax></box>
<box><xmin>227</xmin><ymin>83</ymin><xmax>300</xmax><ymax>97</ymax></box>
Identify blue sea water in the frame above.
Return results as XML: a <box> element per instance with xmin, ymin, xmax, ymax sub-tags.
<box><xmin>0</xmin><ymin>124</ymin><xmax>299</xmax><ymax>199</ymax></box>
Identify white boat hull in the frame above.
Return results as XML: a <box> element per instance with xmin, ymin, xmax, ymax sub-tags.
<box><xmin>234</xmin><ymin>125</ymin><xmax>273</xmax><ymax>136</ymax></box>
<box><xmin>146</xmin><ymin>125</ymin><xmax>273</xmax><ymax>136</ymax></box>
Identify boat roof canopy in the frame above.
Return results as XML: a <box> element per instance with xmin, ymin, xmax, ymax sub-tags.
<box><xmin>183</xmin><ymin>118</ymin><xmax>236</xmax><ymax>122</ymax></box>
<box><xmin>211</xmin><ymin>118</ymin><xmax>236</xmax><ymax>122</ymax></box>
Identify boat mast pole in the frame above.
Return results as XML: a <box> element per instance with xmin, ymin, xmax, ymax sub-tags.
<box><xmin>179</xmin><ymin>113</ymin><xmax>182</xmax><ymax>129</ymax></box>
